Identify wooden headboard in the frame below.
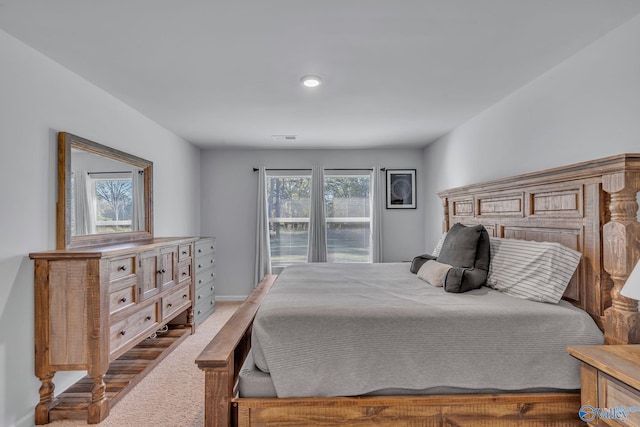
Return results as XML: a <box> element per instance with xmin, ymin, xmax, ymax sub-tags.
<box><xmin>437</xmin><ymin>153</ymin><xmax>640</xmax><ymax>345</ymax></box>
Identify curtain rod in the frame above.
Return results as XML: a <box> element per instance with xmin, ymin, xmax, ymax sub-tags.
<box><xmin>85</xmin><ymin>170</ymin><xmax>143</xmax><ymax>175</ymax></box>
<box><xmin>252</xmin><ymin>167</ymin><xmax>385</xmax><ymax>172</ymax></box>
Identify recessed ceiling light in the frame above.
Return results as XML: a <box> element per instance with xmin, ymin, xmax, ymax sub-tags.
<box><xmin>300</xmin><ymin>75</ymin><xmax>322</xmax><ymax>88</ymax></box>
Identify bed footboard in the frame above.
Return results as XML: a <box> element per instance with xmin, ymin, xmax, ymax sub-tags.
<box><xmin>196</xmin><ymin>275</ymin><xmax>276</xmax><ymax>427</ymax></box>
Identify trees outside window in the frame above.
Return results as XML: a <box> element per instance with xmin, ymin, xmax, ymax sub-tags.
<box><xmin>267</xmin><ymin>175</ymin><xmax>311</xmax><ymax>267</ymax></box>
<box><xmin>324</xmin><ymin>174</ymin><xmax>371</xmax><ymax>263</ymax></box>
<box><xmin>266</xmin><ymin>171</ymin><xmax>372</xmax><ymax>268</ymax></box>
<box><xmin>94</xmin><ymin>179</ymin><xmax>133</xmax><ymax>233</ymax></box>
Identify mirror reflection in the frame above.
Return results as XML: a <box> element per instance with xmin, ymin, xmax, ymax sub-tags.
<box><xmin>58</xmin><ymin>132</ymin><xmax>153</xmax><ymax>249</ymax></box>
<box><xmin>70</xmin><ymin>148</ymin><xmax>146</xmax><ymax>236</ymax></box>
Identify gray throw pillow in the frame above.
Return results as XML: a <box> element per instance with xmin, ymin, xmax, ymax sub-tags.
<box><xmin>437</xmin><ymin>223</ymin><xmax>483</xmax><ymax>268</ymax></box>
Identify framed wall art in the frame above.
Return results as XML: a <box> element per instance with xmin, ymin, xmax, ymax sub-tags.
<box><xmin>386</xmin><ymin>169</ymin><xmax>416</xmax><ymax>209</ymax></box>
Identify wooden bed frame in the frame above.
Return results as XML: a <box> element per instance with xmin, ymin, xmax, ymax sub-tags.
<box><xmin>196</xmin><ymin>153</ymin><xmax>640</xmax><ymax>426</ymax></box>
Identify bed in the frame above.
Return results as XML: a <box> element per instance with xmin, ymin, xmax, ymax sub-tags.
<box><xmin>196</xmin><ymin>153</ymin><xmax>640</xmax><ymax>427</ymax></box>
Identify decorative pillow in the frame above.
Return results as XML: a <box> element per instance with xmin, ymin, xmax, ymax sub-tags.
<box><xmin>431</xmin><ymin>233</ymin><xmax>447</xmax><ymax>257</ymax></box>
<box><xmin>437</xmin><ymin>223</ymin><xmax>484</xmax><ymax>269</ymax></box>
<box><xmin>410</xmin><ymin>254</ymin><xmax>437</xmax><ymax>274</ymax></box>
<box><xmin>442</xmin><ymin>225</ymin><xmax>491</xmax><ymax>293</ymax></box>
<box><xmin>486</xmin><ymin>238</ymin><xmax>582</xmax><ymax>304</ymax></box>
<box><xmin>417</xmin><ymin>260</ymin><xmax>452</xmax><ymax>287</ymax></box>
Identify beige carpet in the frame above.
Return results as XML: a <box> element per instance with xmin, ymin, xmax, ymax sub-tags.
<box><xmin>47</xmin><ymin>301</ymin><xmax>242</xmax><ymax>427</ymax></box>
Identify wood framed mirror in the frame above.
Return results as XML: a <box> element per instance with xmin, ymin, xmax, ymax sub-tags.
<box><xmin>57</xmin><ymin>132</ymin><xmax>153</xmax><ymax>249</ymax></box>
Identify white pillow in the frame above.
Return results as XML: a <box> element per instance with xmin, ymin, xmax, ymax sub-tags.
<box><xmin>431</xmin><ymin>233</ymin><xmax>447</xmax><ymax>257</ymax></box>
<box><xmin>417</xmin><ymin>260</ymin><xmax>453</xmax><ymax>287</ymax></box>
<box><xmin>486</xmin><ymin>237</ymin><xmax>581</xmax><ymax>304</ymax></box>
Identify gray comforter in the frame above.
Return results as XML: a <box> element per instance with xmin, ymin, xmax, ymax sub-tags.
<box><xmin>251</xmin><ymin>263</ymin><xmax>603</xmax><ymax>398</ymax></box>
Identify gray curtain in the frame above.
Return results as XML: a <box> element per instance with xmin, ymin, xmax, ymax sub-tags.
<box><xmin>74</xmin><ymin>170</ymin><xmax>96</xmax><ymax>235</ymax></box>
<box><xmin>254</xmin><ymin>166</ymin><xmax>272</xmax><ymax>286</ymax></box>
<box><xmin>370</xmin><ymin>166</ymin><xmax>384</xmax><ymax>263</ymax></box>
<box><xmin>132</xmin><ymin>169</ymin><xmax>145</xmax><ymax>231</ymax></box>
<box><xmin>307</xmin><ymin>166</ymin><xmax>327</xmax><ymax>262</ymax></box>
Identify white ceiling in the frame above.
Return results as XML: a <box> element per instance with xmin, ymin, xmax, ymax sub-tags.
<box><xmin>1</xmin><ymin>1</ymin><xmax>639</xmax><ymax>149</ymax></box>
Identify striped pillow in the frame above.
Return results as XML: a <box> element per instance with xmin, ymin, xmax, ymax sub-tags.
<box><xmin>431</xmin><ymin>233</ymin><xmax>447</xmax><ymax>257</ymax></box>
<box><xmin>486</xmin><ymin>238</ymin><xmax>582</xmax><ymax>304</ymax></box>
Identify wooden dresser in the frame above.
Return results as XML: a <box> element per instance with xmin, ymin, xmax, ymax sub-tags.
<box><xmin>29</xmin><ymin>237</ymin><xmax>197</xmax><ymax>424</ymax></box>
<box><xmin>194</xmin><ymin>237</ymin><xmax>216</xmax><ymax>326</ymax></box>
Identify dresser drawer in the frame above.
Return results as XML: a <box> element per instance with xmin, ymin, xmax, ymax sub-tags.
<box><xmin>178</xmin><ymin>243</ymin><xmax>192</xmax><ymax>262</ymax></box>
<box><xmin>162</xmin><ymin>284</ymin><xmax>191</xmax><ymax>321</ymax></box>
<box><xmin>194</xmin><ymin>294</ymin><xmax>216</xmax><ymax>325</ymax></box>
<box><xmin>195</xmin><ymin>254</ymin><xmax>215</xmax><ymax>274</ymax></box>
<box><xmin>195</xmin><ymin>238</ymin><xmax>215</xmax><ymax>257</ymax></box>
<box><xmin>196</xmin><ymin>267</ymin><xmax>216</xmax><ymax>289</ymax></box>
<box><xmin>195</xmin><ymin>283</ymin><xmax>215</xmax><ymax>306</ymax></box>
<box><xmin>108</xmin><ymin>280</ymin><xmax>136</xmax><ymax>315</ymax></box>
<box><xmin>109</xmin><ymin>303</ymin><xmax>159</xmax><ymax>358</ymax></box>
<box><xmin>109</xmin><ymin>256</ymin><xmax>136</xmax><ymax>282</ymax></box>
<box><xmin>178</xmin><ymin>262</ymin><xmax>192</xmax><ymax>284</ymax></box>
<box><xmin>195</xmin><ymin>304</ymin><xmax>215</xmax><ymax>327</ymax></box>
<box><xmin>599</xmin><ymin>372</ymin><xmax>640</xmax><ymax>426</ymax></box>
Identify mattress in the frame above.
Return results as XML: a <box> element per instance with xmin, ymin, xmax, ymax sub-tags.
<box><xmin>238</xmin><ymin>350</ymin><xmax>572</xmax><ymax>398</ymax></box>
<box><xmin>249</xmin><ymin>263</ymin><xmax>603</xmax><ymax>398</ymax></box>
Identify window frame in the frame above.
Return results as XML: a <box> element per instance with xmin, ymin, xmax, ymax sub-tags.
<box><xmin>90</xmin><ymin>172</ymin><xmax>135</xmax><ymax>234</ymax></box>
<box><xmin>266</xmin><ymin>170</ymin><xmax>313</xmax><ymax>272</ymax></box>
<box><xmin>323</xmin><ymin>170</ymin><xmax>373</xmax><ymax>263</ymax></box>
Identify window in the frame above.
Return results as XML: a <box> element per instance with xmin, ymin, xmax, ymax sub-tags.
<box><xmin>267</xmin><ymin>173</ymin><xmax>312</xmax><ymax>268</ymax></box>
<box><xmin>92</xmin><ymin>175</ymin><xmax>133</xmax><ymax>233</ymax></box>
<box><xmin>266</xmin><ymin>170</ymin><xmax>373</xmax><ymax>269</ymax></box>
<box><xmin>324</xmin><ymin>173</ymin><xmax>371</xmax><ymax>263</ymax></box>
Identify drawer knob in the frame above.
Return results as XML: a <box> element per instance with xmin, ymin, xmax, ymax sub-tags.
<box><xmin>167</xmin><ymin>303</ymin><xmax>173</xmax><ymax>308</ymax></box>
<box><xmin>183</xmin><ymin>294</ymin><xmax>188</xmax><ymax>299</ymax></box>
<box><xmin>197</xmin><ymin>310</ymin><xmax>202</xmax><ymax>315</ymax></box>
<box><xmin>198</xmin><ymin>264</ymin><xmax>202</xmax><ymax>268</ymax></box>
<box><xmin>198</xmin><ymin>295</ymin><xmax>201</xmax><ymax>300</ymax></box>
<box><xmin>198</xmin><ymin>249</ymin><xmax>202</xmax><ymax>253</ymax></box>
<box><xmin>157</xmin><ymin>268</ymin><xmax>166</xmax><ymax>274</ymax></box>
<box><xmin>210</xmin><ymin>259</ymin><xmax>214</xmax><ymax>264</ymax></box>
<box><xmin>210</xmin><ymin>246</ymin><xmax>214</xmax><ymax>249</ymax></box>
<box><xmin>182</xmin><ymin>272</ymin><xmax>187</xmax><ymax>276</ymax></box>
<box><xmin>118</xmin><ymin>265</ymin><xmax>127</xmax><ymax>271</ymax></box>
<box><xmin>210</xmin><ymin>301</ymin><xmax>214</xmax><ymax>305</ymax></box>
<box><xmin>120</xmin><ymin>297</ymin><xmax>127</xmax><ymax>303</ymax></box>
<box><xmin>182</xmin><ymin>251</ymin><xmax>188</xmax><ymax>255</ymax></box>
<box><xmin>120</xmin><ymin>330</ymin><xmax>126</xmax><ymax>336</ymax></box>
<box><xmin>145</xmin><ymin>316</ymin><xmax>151</xmax><ymax>321</ymax></box>
<box><xmin>198</xmin><ymin>279</ymin><xmax>202</xmax><ymax>284</ymax></box>
<box><xmin>210</xmin><ymin>286</ymin><xmax>214</xmax><ymax>291</ymax></box>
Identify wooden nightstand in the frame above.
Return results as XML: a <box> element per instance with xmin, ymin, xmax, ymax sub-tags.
<box><xmin>568</xmin><ymin>345</ymin><xmax>640</xmax><ymax>426</ymax></box>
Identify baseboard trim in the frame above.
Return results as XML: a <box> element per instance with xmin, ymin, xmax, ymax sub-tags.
<box><xmin>215</xmin><ymin>295</ymin><xmax>248</xmax><ymax>302</ymax></box>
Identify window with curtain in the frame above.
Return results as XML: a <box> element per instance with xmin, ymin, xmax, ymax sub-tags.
<box><xmin>267</xmin><ymin>173</ymin><xmax>312</xmax><ymax>268</ymax></box>
<box><xmin>324</xmin><ymin>172</ymin><xmax>372</xmax><ymax>263</ymax></box>
<box><xmin>266</xmin><ymin>169</ymin><xmax>373</xmax><ymax>269</ymax></box>
<box><xmin>90</xmin><ymin>172</ymin><xmax>134</xmax><ymax>233</ymax></box>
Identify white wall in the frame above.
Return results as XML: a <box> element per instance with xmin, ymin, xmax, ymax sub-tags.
<box><xmin>0</xmin><ymin>29</ymin><xmax>201</xmax><ymax>427</ymax></box>
<box><xmin>423</xmin><ymin>14</ymin><xmax>640</xmax><ymax>251</ymax></box>
<box><xmin>201</xmin><ymin>148</ymin><xmax>425</xmax><ymax>300</ymax></box>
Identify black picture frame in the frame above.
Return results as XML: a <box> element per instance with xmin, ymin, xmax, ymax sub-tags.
<box><xmin>386</xmin><ymin>169</ymin><xmax>416</xmax><ymax>209</ymax></box>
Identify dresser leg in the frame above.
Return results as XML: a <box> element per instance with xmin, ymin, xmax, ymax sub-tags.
<box><xmin>35</xmin><ymin>372</ymin><xmax>55</xmax><ymax>425</ymax></box>
<box><xmin>187</xmin><ymin>306</ymin><xmax>195</xmax><ymax>333</ymax></box>
<box><xmin>87</xmin><ymin>374</ymin><xmax>109</xmax><ymax>424</ymax></box>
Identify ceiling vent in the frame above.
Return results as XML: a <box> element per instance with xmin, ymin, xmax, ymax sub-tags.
<box><xmin>272</xmin><ymin>135</ymin><xmax>297</xmax><ymax>142</ymax></box>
